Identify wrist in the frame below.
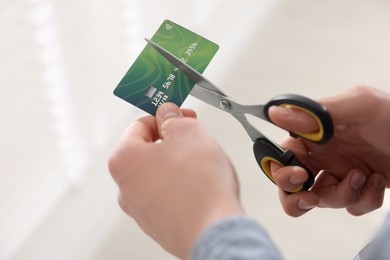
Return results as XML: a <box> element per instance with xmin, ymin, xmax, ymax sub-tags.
<box><xmin>178</xmin><ymin>201</ymin><xmax>245</xmax><ymax>259</ymax></box>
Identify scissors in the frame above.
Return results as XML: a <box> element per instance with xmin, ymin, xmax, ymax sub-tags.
<box><xmin>145</xmin><ymin>38</ymin><xmax>333</xmax><ymax>193</ymax></box>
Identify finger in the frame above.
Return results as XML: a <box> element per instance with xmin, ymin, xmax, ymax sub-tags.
<box><xmin>278</xmin><ymin>189</ymin><xmax>319</xmax><ymax>217</ymax></box>
<box><xmin>156</xmin><ymin>103</ymin><xmax>184</xmax><ymax>138</ymax></box>
<box><xmin>313</xmin><ymin>169</ymin><xmax>367</xmax><ymax>209</ymax></box>
<box><xmin>346</xmin><ymin>173</ymin><xmax>386</xmax><ymax>216</ymax></box>
<box><xmin>268</xmin><ymin>105</ymin><xmax>319</xmax><ymax>133</ymax></box>
<box><xmin>108</xmin><ymin>116</ymin><xmax>157</xmax><ymax>182</ymax></box>
<box><xmin>271</xmin><ymin>163</ymin><xmax>309</xmax><ymax>193</ymax></box>
<box><xmin>181</xmin><ymin>108</ymin><xmax>197</xmax><ymax>118</ymax></box>
<box><xmin>156</xmin><ymin>103</ymin><xmax>203</xmax><ymax>142</ymax></box>
<box><xmin>278</xmin><ymin>137</ymin><xmax>325</xmax><ymax>174</ymax></box>
<box><xmin>120</xmin><ymin>116</ymin><xmax>158</xmax><ymax>144</ymax></box>
<box><xmin>131</xmin><ymin>117</ymin><xmax>158</xmax><ymax>142</ymax></box>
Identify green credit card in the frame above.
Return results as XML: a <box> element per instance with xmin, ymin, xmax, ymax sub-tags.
<box><xmin>114</xmin><ymin>19</ymin><xmax>219</xmax><ymax>115</ymax></box>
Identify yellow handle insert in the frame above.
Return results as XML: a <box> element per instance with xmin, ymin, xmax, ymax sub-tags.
<box><xmin>260</xmin><ymin>156</ymin><xmax>304</xmax><ymax>193</ymax></box>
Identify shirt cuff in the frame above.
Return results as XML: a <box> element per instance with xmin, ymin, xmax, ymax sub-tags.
<box><xmin>189</xmin><ymin>215</ymin><xmax>283</xmax><ymax>260</ymax></box>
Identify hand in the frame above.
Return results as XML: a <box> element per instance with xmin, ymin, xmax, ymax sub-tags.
<box><xmin>108</xmin><ymin>103</ymin><xmax>244</xmax><ymax>259</ymax></box>
<box><xmin>269</xmin><ymin>86</ymin><xmax>389</xmax><ymax>217</ymax></box>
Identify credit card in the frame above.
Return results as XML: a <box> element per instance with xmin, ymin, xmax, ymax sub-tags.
<box><xmin>113</xmin><ymin>19</ymin><xmax>219</xmax><ymax>115</ymax></box>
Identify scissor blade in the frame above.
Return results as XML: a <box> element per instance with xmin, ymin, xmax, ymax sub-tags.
<box><xmin>145</xmin><ymin>38</ymin><xmax>226</xmax><ymax>97</ymax></box>
<box><xmin>189</xmin><ymin>84</ymin><xmax>228</xmax><ymax>111</ymax></box>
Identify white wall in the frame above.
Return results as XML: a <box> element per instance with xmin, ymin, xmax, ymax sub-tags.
<box><xmin>1</xmin><ymin>1</ymin><xmax>390</xmax><ymax>259</ymax></box>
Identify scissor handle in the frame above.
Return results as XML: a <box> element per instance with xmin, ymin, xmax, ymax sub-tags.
<box><xmin>253</xmin><ymin>138</ymin><xmax>315</xmax><ymax>193</ymax></box>
<box><xmin>264</xmin><ymin>94</ymin><xmax>333</xmax><ymax>144</ymax></box>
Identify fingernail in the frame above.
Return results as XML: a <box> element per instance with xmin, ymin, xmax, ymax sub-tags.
<box><xmin>289</xmin><ymin>172</ymin><xmax>306</xmax><ymax>185</ymax></box>
<box><xmin>351</xmin><ymin>173</ymin><xmax>366</xmax><ymax>190</ymax></box>
<box><xmin>373</xmin><ymin>175</ymin><xmax>385</xmax><ymax>189</ymax></box>
<box><xmin>158</xmin><ymin>103</ymin><xmax>180</xmax><ymax>119</ymax></box>
<box><xmin>274</xmin><ymin>106</ymin><xmax>293</xmax><ymax>117</ymax></box>
<box><xmin>298</xmin><ymin>200</ymin><xmax>315</xmax><ymax>210</ymax></box>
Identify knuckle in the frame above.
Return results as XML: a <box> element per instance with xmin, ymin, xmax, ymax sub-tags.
<box><xmin>347</xmin><ymin>196</ymin><xmax>384</xmax><ymax>216</ymax></box>
<box><xmin>351</xmin><ymin>85</ymin><xmax>376</xmax><ymax>97</ymax></box>
<box><xmin>284</xmin><ymin>207</ymin><xmax>305</xmax><ymax>218</ymax></box>
<box><xmin>281</xmin><ymin>198</ymin><xmax>307</xmax><ymax>217</ymax></box>
<box><xmin>351</xmin><ymin>85</ymin><xmax>373</xmax><ymax>93</ymax></box>
<box><xmin>351</xmin><ymin>85</ymin><xmax>380</xmax><ymax>106</ymax></box>
<box><xmin>118</xmin><ymin>193</ymin><xmax>129</xmax><ymax>213</ymax></box>
<box><xmin>108</xmin><ymin>151</ymin><xmax>129</xmax><ymax>183</ymax></box>
<box><xmin>171</xmin><ymin>117</ymin><xmax>200</xmax><ymax>132</ymax></box>
<box><xmin>339</xmin><ymin>193</ymin><xmax>358</xmax><ymax>206</ymax></box>
<box><xmin>281</xmin><ymin>203</ymin><xmax>295</xmax><ymax>216</ymax></box>
<box><xmin>347</xmin><ymin>208</ymin><xmax>365</xmax><ymax>216</ymax></box>
<box><xmin>372</xmin><ymin>200</ymin><xmax>384</xmax><ymax>210</ymax></box>
<box><xmin>368</xmin><ymin>194</ymin><xmax>384</xmax><ymax>210</ymax></box>
<box><xmin>108</xmin><ymin>152</ymin><xmax>120</xmax><ymax>177</ymax></box>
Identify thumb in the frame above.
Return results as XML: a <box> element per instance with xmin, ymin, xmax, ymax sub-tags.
<box><xmin>156</xmin><ymin>103</ymin><xmax>184</xmax><ymax>139</ymax></box>
<box><xmin>268</xmin><ymin>105</ymin><xmax>319</xmax><ymax>133</ymax></box>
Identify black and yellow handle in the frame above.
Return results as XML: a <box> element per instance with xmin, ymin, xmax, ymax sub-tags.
<box><xmin>264</xmin><ymin>94</ymin><xmax>333</xmax><ymax>144</ymax></box>
<box><xmin>253</xmin><ymin>138</ymin><xmax>315</xmax><ymax>192</ymax></box>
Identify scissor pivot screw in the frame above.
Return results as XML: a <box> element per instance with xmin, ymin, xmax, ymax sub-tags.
<box><xmin>219</xmin><ymin>99</ymin><xmax>232</xmax><ymax>112</ymax></box>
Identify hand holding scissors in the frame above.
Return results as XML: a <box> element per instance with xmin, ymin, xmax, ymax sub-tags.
<box><xmin>146</xmin><ymin>39</ymin><xmax>333</xmax><ymax>193</ymax></box>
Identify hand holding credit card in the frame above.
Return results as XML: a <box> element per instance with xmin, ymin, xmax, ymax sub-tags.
<box><xmin>114</xmin><ymin>20</ymin><xmax>219</xmax><ymax>115</ymax></box>
<box><xmin>113</xmin><ymin>19</ymin><xmax>334</xmax><ymax>193</ymax></box>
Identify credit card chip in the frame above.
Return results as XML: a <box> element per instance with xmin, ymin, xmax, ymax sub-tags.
<box><xmin>144</xmin><ymin>85</ymin><xmax>157</xmax><ymax>98</ymax></box>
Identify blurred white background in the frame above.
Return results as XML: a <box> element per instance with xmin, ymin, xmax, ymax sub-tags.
<box><xmin>1</xmin><ymin>0</ymin><xmax>390</xmax><ymax>259</ymax></box>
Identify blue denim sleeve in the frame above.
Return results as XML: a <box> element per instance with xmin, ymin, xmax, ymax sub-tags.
<box><xmin>354</xmin><ymin>212</ymin><xmax>390</xmax><ymax>260</ymax></box>
<box><xmin>189</xmin><ymin>215</ymin><xmax>284</xmax><ymax>260</ymax></box>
